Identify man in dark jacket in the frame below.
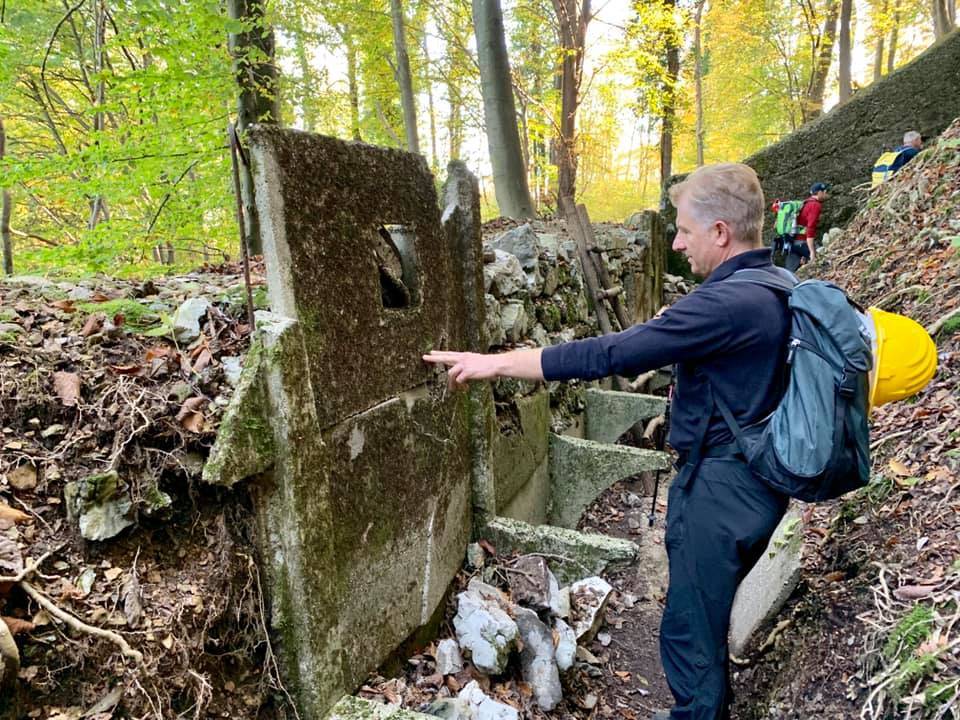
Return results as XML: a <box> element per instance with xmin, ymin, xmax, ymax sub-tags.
<box><xmin>424</xmin><ymin>163</ymin><xmax>790</xmax><ymax>719</ymax></box>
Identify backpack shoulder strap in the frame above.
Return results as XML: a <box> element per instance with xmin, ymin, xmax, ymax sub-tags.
<box><xmin>727</xmin><ymin>267</ymin><xmax>798</xmax><ymax>294</ymax></box>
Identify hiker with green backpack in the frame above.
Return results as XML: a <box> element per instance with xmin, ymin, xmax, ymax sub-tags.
<box><xmin>771</xmin><ymin>182</ymin><xmax>829</xmax><ymax>272</ymax></box>
<box><xmin>423</xmin><ymin>163</ymin><xmax>935</xmax><ymax>720</ymax></box>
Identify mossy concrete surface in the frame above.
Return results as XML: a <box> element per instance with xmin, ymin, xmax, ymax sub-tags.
<box><xmin>584</xmin><ymin>389</ymin><xmax>666</xmax><ymax>444</ymax></box>
<box><xmin>548</xmin><ymin>435</ymin><xmax>671</xmax><ymax>529</ymax></box>
<box><xmin>233</xmin><ymin>131</ymin><xmax>484</xmax><ymax>720</ymax></box>
<box><xmin>492</xmin><ymin>390</ymin><xmax>551</xmax><ymax>518</ymax></box>
<box><xmin>480</xmin><ymin>516</ymin><xmax>639</xmax><ymax>586</ymax></box>
<box><xmin>202</xmin><ymin>336</ymin><xmax>274</xmax><ymax>487</ymax></box>
<box><xmin>327</xmin><ymin>696</ymin><xmax>435</xmax><ymax>719</ymax></box>
<box><xmin>249</xmin><ymin>126</ymin><xmax>470</xmax><ymax>430</ymax></box>
<box><xmin>729</xmin><ymin>505</ymin><xmax>805</xmax><ymax>656</ymax></box>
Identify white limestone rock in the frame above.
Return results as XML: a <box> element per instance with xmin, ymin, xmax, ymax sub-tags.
<box><xmin>453</xmin><ymin>583</ymin><xmax>518</xmax><ymax>675</ymax></box>
<box><xmin>458</xmin><ymin>681</ymin><xmax>519</xmax><ymax>720</ymax></box>
<box><xmin>569</xmin><ymin>576</ymin><xmax>613</xmax><ymax>642</ymax></box>
<box><xmin>554</xmin><ymin>618</ymin><xmax>577</xmax><ymax>672</ymax></box>
<box><xmin>435</xmin><ymin>638</ymin><xmax>464</xmax><ymax>676</ymax></box>
<box><xmin>172</xmin><ymin>297</ymin><xmax>211</xmax><ymax>343</ymax></box>
<box><xmin>513</xmin><ymin>607</ymin><xmax>563</xmax><ymax>711</ymax></box>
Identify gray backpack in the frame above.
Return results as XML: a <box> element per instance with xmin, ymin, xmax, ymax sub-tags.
<box><xmin>718</xmin><ymin>268</ymin><xmax>872</xmax><ymax>501</ymax></box>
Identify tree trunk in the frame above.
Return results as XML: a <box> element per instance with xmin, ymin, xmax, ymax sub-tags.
<box><xmin>803</xmin><ymin>0</ymin><xmax>839</xmax><ymax>121</ymax></box>
<box><xmin>1</xmin><ymin>116</ymin><xmax>12</xmax><ymax>276</ymax></box>
<box><xmin>552</xmin><ymin>0</ymin><xmax>591</xmax><ymax>200</ymax></box>
<box><xmin>345</xmin><ymin>35</ymin><xmax>362</xmax><ymax>141</ymax></box>
<box><xmin>472</xmin><ymin>0</ymin><xmax>535</xmax><ymax>218</ymax></box>
<box><xmin>838</xmin><ymin>0</ymin><xmax>853</xmax><ymax>104</ymax></box>
<box><xmin>227</xmin><ymin>0</ymin><xmax>279</xmax><ymax>256</ymax></box>
<box><xmin>931</xmin><ymin>0</ymin><xmax>955</xmax><ymax>37</ymax></box>
<box><xmin>693</xmin><ymin>0</ymin><xmax>706</xmax><ymax>167</ymax></box>
<box><xmin>421</xmin><ymin>36</ymin><xmax>439</xmax><ymax>172</ymax></box>
<box><xmin>873</xmin><ymin>0</ymin><xmax>887</xmax><ymax>81</ymax></box>
<box><xmin>88</xmin><ymin>0</ymin><xmax>107</xmax><ymax>231</ymax></box>
<box><xmin>660</xmin><ymin>0</ymin><xmax>680</xmax><ymax>200</ymax></box>
<box><xmin>887</xmin><ymin>1</ymin><xmax>900</xmax><ymax>72</ymax></box>
<box><xmin>390</xmin><ymin>0</ymin><xmax>420</xmax><ymax>154</ymax></box>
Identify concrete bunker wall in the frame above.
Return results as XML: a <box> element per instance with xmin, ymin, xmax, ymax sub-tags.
<box><xmin>204</xmin><ymin>126</ymin><xmax>691</xmax><ymax>718</ymax></box>
<box><xmin>246</xmin><ymin>128</ymin><xmax>479</xmax><ymax>718</ymax></box>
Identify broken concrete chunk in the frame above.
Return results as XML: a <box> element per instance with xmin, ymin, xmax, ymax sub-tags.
<box><xmin>329</xmin><ymin>695</ymin><xmax>436</xmax><ymax>719</ymax></box>
<box><xmin>569</xmin><ymin>576</ymin><xmax>613</xmax><ymax>643</ymax></box>
<box><xmin>221</xmin><ymin>355</ymin><xmax>243</xmax><ymax>387</ymax></box>
<box><xmin>64</xmin><ymin>470</ymin><xmax>134</xmax><ymax>542</ymax></box>
<box><xmin>458</xmin><ymin>680</ymin><xmax>520</xmax><ymax>720</ymax></box>
<box><xmin>172</xmin><ymin>297</ymin><xmax>211</xmax><ymax>343</ymax></box>
<box><xmin>556</xmin><ymin>586</ymin><xmax>571</xmax><ymax>619</ymax></box>
<box><xmin>465</xmin><ymin>542</ymin><xmax>485</xmax><ymax>570</ymax></box>
<box><xmin>514</xmin><ymin>607</ymin><xmax>563</xmax><ymax>711</ymax></box>
<box><xmin>554</xmin><ymin>618</ymin><xmax>577</xmax><ymax>672</ymax></box>
<box><xmin>484</xmin><ymin>294</ymin><xmax>506</xmax><ymax>348</ymax></box>
<box><xmin>453</xmin><ymin>583</ymin><xmax>518</xmax><ymax>675</ymax></box>
<box><xmin>435</xmin><ymin>638</ymin><xmax>463</xmax><ymax>676</ymax></box>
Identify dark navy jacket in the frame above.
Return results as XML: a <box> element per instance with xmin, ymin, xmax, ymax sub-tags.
<box><xmin>890</xmin><ymin>145</ymin><xmax>920</xmax><ymax>174</ymax></box>
<box><xmin>541</xmin><ymin>249</ymin><xmax>790</xmax><ymax>452</ymax></box>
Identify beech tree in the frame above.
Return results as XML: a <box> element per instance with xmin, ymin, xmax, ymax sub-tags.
<box><xmin>472</xmin><ymin>0</ymin><xmax>534</xmax><ymax>218</ymax></box>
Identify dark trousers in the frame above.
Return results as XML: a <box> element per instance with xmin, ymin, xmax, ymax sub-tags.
<box><xmin>660</xmin><ymin>457</ymin><xmax>789</xmax><ymax>719</ymax></box>
<box><xmin>783</xmin><ymin>240</ymin><xmax>810</xmax><ymax>272</ymax></box>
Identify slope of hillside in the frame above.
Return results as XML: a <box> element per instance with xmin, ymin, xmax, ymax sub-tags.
<box><xmin>733</xmin><ymin>119</ymin><xmax>960</xmax><ymax>719</ymax></box>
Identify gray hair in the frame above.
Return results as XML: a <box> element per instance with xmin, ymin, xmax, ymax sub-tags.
<box><xmin>668</xmin><ymin>163</ymin><xmax>765</xmax><ymax>247</ymax></box>
<box><xmin>904</xmin><ymin>130</ymin><xmax>922</xmax><ymax>145</ymax></box>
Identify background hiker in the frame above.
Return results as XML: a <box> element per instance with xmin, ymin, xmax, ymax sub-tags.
<box><xmin>425</xmin><ymin>163</ymin><xmax>791</xmax><ymax>720</ymax></box>
<box><xmin>872</xmin><ymin>130</ymin><xmax>924</xmax><ymax>187</ymax></box>
<box><xmin>785</xmin><ymin>182</ymin><xmax>829</xmax><ymax>271</ymax></box>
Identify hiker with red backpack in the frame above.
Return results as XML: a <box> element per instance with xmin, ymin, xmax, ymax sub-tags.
<box><xmin>422</xmin><ymin>163</ymin><xmax>935</xmax><ymax>720</ymax></box>
<box><xmin>772</xmin><ymin>182</ymin><xmax>829</xmax><ymax>272</ymax></box>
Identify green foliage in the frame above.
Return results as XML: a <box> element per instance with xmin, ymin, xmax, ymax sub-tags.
<box><xmin>76</xmin><ymin>298</ymin><xmax>164</xmax><ymax>332</ymax></box>
<box><xmin>943</xmin><ymin>315</ymin><xmax>960</xmax><ymax>335</ymax></box>
<box><xmin>883</xmin><ymin>604</ymin><xmax>934</xmax><ymax>660</ymax></box>
<box><xmin>1</xmin><ymin>0</ymin><xmax>239</xmax><ymax>277</ymax></box>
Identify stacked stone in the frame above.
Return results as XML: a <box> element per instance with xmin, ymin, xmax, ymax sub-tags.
<box><xmin>482</xmin><ymin>222</ymin><xmax>654</xmax><ymax>352</ymax></box>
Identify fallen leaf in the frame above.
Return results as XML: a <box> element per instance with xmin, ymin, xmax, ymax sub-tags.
<box><xmin>893</xmin><ymin>584</ymin><xmax>936</xmax><ymax>601</ymax></box>
<box><xmin>192</xmin><ymin>348</ymin><xmax>212</xmax><ymax>374</ymax></box>
<box><xmin>52</xmin><ymin>371</ymin><xmax>81</xmax><ymax>407</ymax></box>
<box><xmin>104</xmin><ymin>567</ymin><xmax>123</xmax><ymax>582</ymax></box>
<box><xmin>478</xmin><ymin>539</ymin><xmax>496</xmax><ymax>557</ymax></box>
<box><xmin>0</xmin><ymin>534</ymin><xmax>23</xmax><ymax>576</ymax></box>
<box><xmin>2</xmin><ymin>616</ymin><xmax>35</xmax><ymax>635</ymax></box>
<box><xmin>615</xmin><ymin>670</ymin><xmax>631</xmax><ymax>679</ymax></box>
<box><xmin>50</xmin><ymin>300</ymin><xmax>76</xmax><ymax>313</ymax></box>
<box><xmin>145</xmin><ymin>345</ymin><xmax>172</xmax><ymax>361</ymax></box>
<box><xmin>889</xmin><ymin>459</ymin><xmax>911</xmax><ymax>477</ymax></box>
<box><xmin>176</xmin><ymin>397</ymin><xmax>206</xmax><ymax>433</ymax></box>
<box><xmin>89</xmin><ymin>291</ymin><xmax>112</xmax><ymax>303</ymax></box>
<box><xmin>0</xmin><ymin>502</ymin><xmax>30</xmax><ymax>524</ymax></box>
<box><xmin>80</xmin><ymin>314</ymin><xmax>104</xmax><ymax>337</ymax></box>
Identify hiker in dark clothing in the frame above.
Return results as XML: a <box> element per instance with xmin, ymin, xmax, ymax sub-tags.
<box><xmin>424</xmin><ymin>163</ymin><xmax>791</xmax><ymax>720</ymax></box>
<box><xmin>785</xmin><ymin>182</ymin><xmax>828</xmax><ymax>272</ymax></box>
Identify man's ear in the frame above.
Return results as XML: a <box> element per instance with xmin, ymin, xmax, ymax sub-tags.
<box><xmin>713</xmin><ymin>220</ymin><xmax>732</xmax><ymax>247</ymax></box>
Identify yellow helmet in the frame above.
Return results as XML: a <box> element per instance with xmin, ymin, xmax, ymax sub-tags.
<box><xmin>863</xmin><ymin>307</ymin><xmax>938</xmax><ymax>409</ymax></box>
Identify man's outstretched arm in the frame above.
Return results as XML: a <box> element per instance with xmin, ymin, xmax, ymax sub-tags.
<box><xmin>423</xmin><ymin>349</ymin><xmax>544</xmax><ymax>390</ymax></box>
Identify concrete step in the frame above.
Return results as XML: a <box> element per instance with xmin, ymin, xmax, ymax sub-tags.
<box><xmin>549</xmin><ymin>434</ymin><xmax>671</xmax><ymax>529</ymax></box>
<box><xmin>584</xmin><ymin>388</ymin><xmax>666</xmax><ymax>444</ymax></box>
<box><xmin>327</xmin><ymin>695</ymin><xmax>435</xmax><ymax>719</ymax></box>
<box><xmin>480</xmin><ymin>515</ymin><xmax>639</xmax><ymax>585</ymax></box>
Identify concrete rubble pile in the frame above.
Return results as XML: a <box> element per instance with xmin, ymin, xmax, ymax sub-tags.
<box><xmin>418</xmin><ymin>547</ymin><xmax>614</xmax><ymax>718</ymax></box>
